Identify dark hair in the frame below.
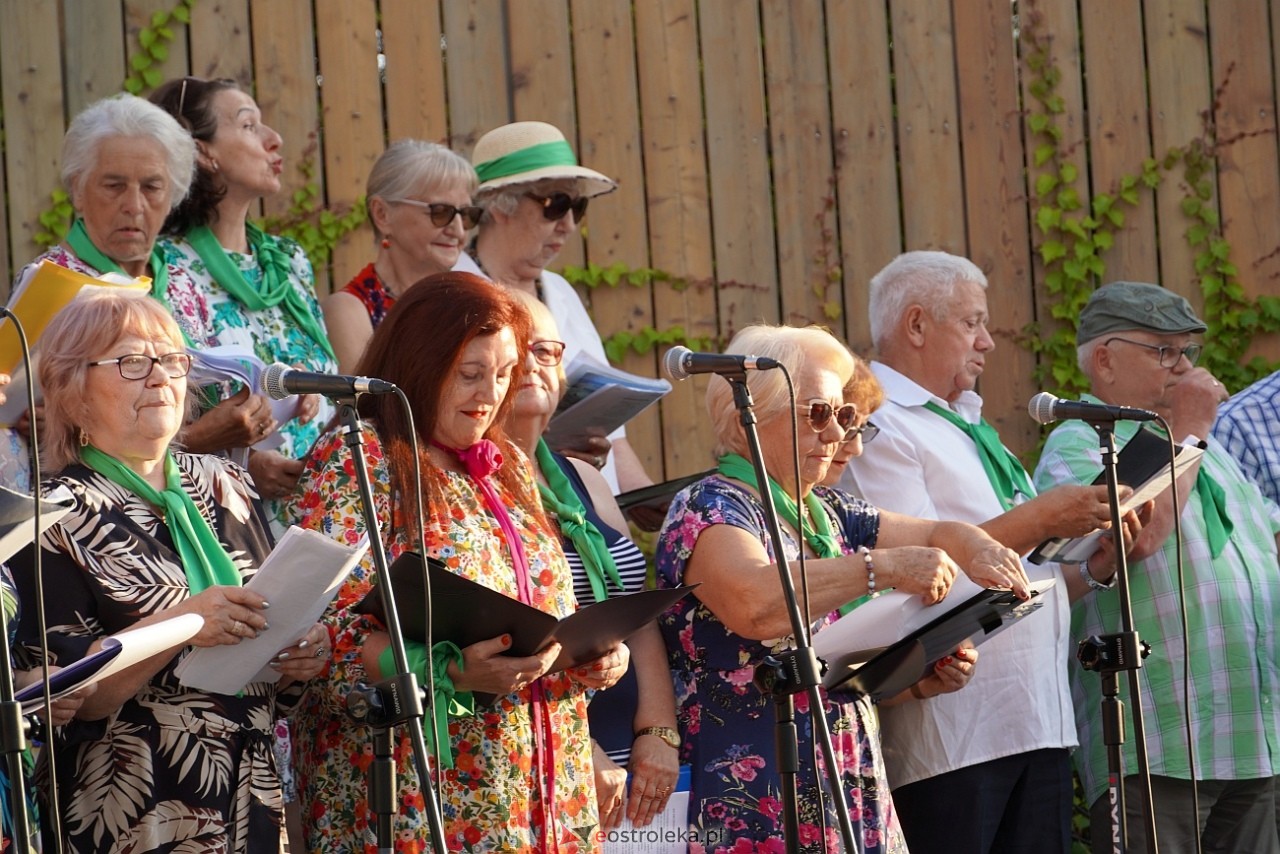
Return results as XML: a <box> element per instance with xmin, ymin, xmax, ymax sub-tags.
<box><xmin>149</xmin><ymin>76</ymin><xmax>240</xmax><ymax>234</ymax></box>
<box><xmin>355</xmin><ymin>271</ymin><xmax>540</xmax><ymax>534</ymax></box>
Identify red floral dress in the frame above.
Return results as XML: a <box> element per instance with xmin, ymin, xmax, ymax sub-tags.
<box><xmin>284</xmin><ymin>424</ymin><xmax>600</xmax><ymax>853</ymax></box>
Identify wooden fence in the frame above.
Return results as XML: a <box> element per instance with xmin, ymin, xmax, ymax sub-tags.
<box><xmin>2</xmin><ymin>0</ymin><xmax>1278</xmax><ymax>480</ymax></box>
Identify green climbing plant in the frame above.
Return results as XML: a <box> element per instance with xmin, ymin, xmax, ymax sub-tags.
<box><xmin>259</xmin><ymin>141</ymin><xmax>367</xmax><ymax>273</ymax></box>
<box><xmin>124</xmin><ymin>0</ymin><xmax>195</xmax><ymax>96</ymax></box>
<box><xmin>33</xmin><ymin>189</ymin><xmax>75</xmax><ymax>249</ymax></box>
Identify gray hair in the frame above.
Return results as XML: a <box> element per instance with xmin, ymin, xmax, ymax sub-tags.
<box><xmin>705</xmin><ymin>325</ymin><xmax>855</xmax><ymax>458</ymax></box>
<box><xmin>868</xmin><ymin>250</ymin><xmax>988</xmax><ymax>350</ymax></box>
<box><xmin>1076</xmin><ymin>337</ymin><xmax>1106</xmax><ymax>380</ymax></box>
<box><xmin>368</xmin><ymin>140</ymin><xmax>478</xmax><ymax>239</ymax></box>
<box><xmin>474</xmin><ymin>177</ymin><xmax>582</xmax><ymax>224</ymax></box>
<box><xmin>60</xmin><ymin>94</ymin><xmax>196</xmax><ymax>209</ymax></box>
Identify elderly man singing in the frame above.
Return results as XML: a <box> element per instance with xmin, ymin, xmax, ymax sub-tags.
<box><xmin>1034</xmin><ymin>281</ymin><xmax>1280</xmax><ymax>854</ymax></box>
<box><xmin>839</xmin><ymin>250</ymin><xmax>1140</xmax><ymax>853</ymax></box>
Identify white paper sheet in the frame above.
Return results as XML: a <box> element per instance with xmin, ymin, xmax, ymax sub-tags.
<box><xmin>174</xmin><ymin>526</ymin><xmax>368</xmax><ymax>694</ymax></box>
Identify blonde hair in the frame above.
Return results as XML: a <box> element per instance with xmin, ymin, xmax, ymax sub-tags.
<box><xmin>39</xmin><ymin>292</ymin><xmax>188</xmax><ymax>471</ymax></box>
<box><xmin>505</xmin><ymin>288</ymin><xmax>567</xmax><ymax>391</ymax></box>
<box><xmin>706</xmin><ymin>325</ymin><xmax>855</xmax><ymax>458</ymax></box>
<box><xmin>844</xmin><ymin>357</ymin><xmax>884</xmax><ymax>414</ymax></box>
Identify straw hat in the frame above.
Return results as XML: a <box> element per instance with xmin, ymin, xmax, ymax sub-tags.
<box><xmin>471</xmin><ymin>121</ymin><xmax>617</xmax><ymax>198</ymax></box>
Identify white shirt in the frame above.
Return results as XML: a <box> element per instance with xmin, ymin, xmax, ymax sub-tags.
<box><xmin>837</xmin><ymin>361</ymin><xmax>1076</xmax><ymax>788</ymax></box>
<box><xmin>454</xmin><ymin>252</ymin><xmax>623</xmax><ymax>491</ymax></box>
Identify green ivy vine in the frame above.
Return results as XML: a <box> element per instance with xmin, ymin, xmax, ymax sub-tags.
<box><xmin>124</xmin><ymin>0</ymin><xmax>195</xmax><ymax>95</ymax></box>
<box><xmin>33</xmin><ymin>189</ymin><xmax>75</xmax><ymax>249</ymax></box>
<box><xmin>1021</xmin><ymin>3</ymin><xmax>1280</xmax><ymax>405</ymax></box>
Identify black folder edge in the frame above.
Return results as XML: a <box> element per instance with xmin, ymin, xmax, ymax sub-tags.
<box><xmin>821</xmin><ymin>585</ymin><xmax>1049</xmax><ymax>702</ymax></box>
<box><xmin>354</xmin><ymin>551</ymin><xmax>695</xmax><ymax>674</ymax></box>
<box><xmin>614</xmin><ymin>469</ymin><xmax>716</xmax><ymax>513</ymax></box>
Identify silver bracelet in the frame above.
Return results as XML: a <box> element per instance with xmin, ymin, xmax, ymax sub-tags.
<box><xmin>1077</xmin><ymin>559</ymin><xmax>1116</xmax><ymax>592</ymax></box>
<box><xmin>860</xmin><ymin>545</ymin><xmax>879</xmax><ymax>598</ymax></box>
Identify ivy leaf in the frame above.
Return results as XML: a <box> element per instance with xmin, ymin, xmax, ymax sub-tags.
<box><xmin>1036</xmin><ymin>205</ymin><xmax>1060</xmax><ymax>233</ymax></box>
<box><xmin>1029</xmin><ymin>114</ymin><xmax>1049</xmax><ymax>134</ymax></box>
<box><xmin>142</xmin><ymin>68</ymin><xmax>163</xmax><ymax>88</ymax></box>
<box><xmin>1059</xmin><ymin>162</ymin><xmax>1078</xmax><ymax>183</ymax></box>
<box><xmin>139</xmin><ymin>28</ymin><xmax>157</xmax><ymax>48</ymax></box>
<box><xmin>150</xmin><ymin>10</ymin><xmax>168</xmax><ymax>27</ymax></box>
<box><xmin>1105</xmin><ymin>208</ymin><xmax>1125</xmax><ymax>228</ymax></box>
<box><xmin>1094</xmin><ymin>230</ymin><xmax>1114</xmax><ymax>251</ymax></box>
<box><xmin>1057</xmin><ymin>187</ymin><xmax>1080</xmax><ymax>210</ymax></box>
<box><xmin>1040</xmin><ymin>240</ymin><xmax>1067</xmax><ymax>265</ymax></box>
<box><xmin>1034</xmin><ymin>144</ymin><xmax>1056</xmax><ymax>167</ymax></box>
<box><xmin>1035</xmin><ymin>173</ymin><xmax>1059</xmax><ymax>198</ymax></box>
<box><xmin>173</xmin><ymin>4</ymin><xmax>191</xmax><ymax>23</ymax></box>
<box><xmin>152</xmin><ymin>43</ymin><xmax>169</xmax><ymax>62</ymax></box>
<box><xmin>131</xmin><ymin>52</ymin><xmax>153</xmax><ymax>71</ymax></box>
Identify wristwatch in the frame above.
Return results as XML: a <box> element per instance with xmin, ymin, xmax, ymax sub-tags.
<box><xmin>635</xmin><ymin>726</ymin><xmax>680</xmax><ymax>749</ymax></box>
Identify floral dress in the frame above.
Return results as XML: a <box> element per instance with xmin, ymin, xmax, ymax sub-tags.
<box><xmin>161</xmin><ymin>234</ymin><xmax>337</xmax><ymax>464</ymax></box>
<box><xmin>9</xmin><ymin>453</ymin><xmax>289</xmax><ymax>853</ymax></box>
<box><xmin>284</xmin><ymin>424</ymin><xmax>600</xmax><ymax>853</ymax></box>
<box><xmin>1</xmin><ymin>245</ymin><xmax>213</xmax><ymax>491</ymax></box>
<box><xmin>341</xmin><ymin>263</ymin><xmax>397</xmax><ymax>328</ymax></box>
<box><xmin>655</xmin><ymin>477</ymin><xmax>906</xmax><ymax>854</ymax></box>
<box><xmin>0</xmin><ymin>564</ymin><xmax>38</xmax><ymax>853</ymax></box>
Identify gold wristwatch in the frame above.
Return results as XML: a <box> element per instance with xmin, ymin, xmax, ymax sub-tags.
<box><xmin>634</xmin><ymin>726</ymin><xmax>680</xmax><ymax>749</ymax></box>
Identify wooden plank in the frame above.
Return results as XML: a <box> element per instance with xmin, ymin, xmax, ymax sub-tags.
<box><xmin>634</xmin><ymin>0</ymin><xmax>718</xmax><ymax>478</ymax></box>
<box><xmin>826</xmin><ymin>0</ymin><xmax>899</xmax><ymax>354</ymax></box>
<box><xmin>250</xmin><ymin>0</ymin><xmax>327</xmax><ymax>286</ymax></box>
<box><xmin>314</xmin><ymin>0</ymin><xmax>383</xmax><ymax>288</ymax></box>
<box><xmin>0</xmin><ymin>0</ymin><xmax>66</xmax><ymax>275</ymax></box>
<box><xmin>62</xmin><ymin>0</ymin><xmax>126</xmax><ymax>119</ymax></box>
<box><xmin>570</xmin><ymin>0</ymin><xmax>659</xmax><ymax>472</ymax></box>
<box><xmin>1078</xmin><ymin>0</ymin><xmax>1158</xmax><ymax>284</ymax></box>
<box><xmin>125</xmin><ymin>0</ymin><xmax>192</xmax><ymax>87</ymax></box>
<box><xmin>953</xmin><ymin>0</ymin><xmax>1037</xmax><ymax>456</ymax></box>
<box><xmin>1143</xmin><ymin>0</ymin><xmax>1211</xmax><ymax>314</ymax></box>
<box><xmin>698</xmin><ymin>0</ymin><xmax>779</xmax><ymax>334</ymax></box>
<box><xmin>512</xmin><ymin>0</ymin><xmax>582</xmax><ymax>269</ymax></box>
<box><xmin>1017</xmin><ymin>0</ymin><xmax>1086</xmax><ymax>385</ymax></box>
<box><xmin>1209</xmin><ymin>0</ymin><xmax>1280</xmax><ymax>363</ymax></box>
<box><xmin>889</xmin><ymin>0</ymin><xmax>965</xmax><ymax>253</ymax></box>
<box><xmin>761</xmin><ymin>0</ymin><xmax>838</xmax><ymax>329</ymax></box>
<box><xmin>441</xmin><ymin>0</ymin><xmax>510</xmax><ymax>154</ymax></box>
<box><xmin>381</xmin><ymin>0</ymin><xmax>449</xmax><ymax>144</ymax></box>
<box><xmin>190</xmin><ymin>0</ymin><xmax>253</xmax><ymax>84</ymax></box>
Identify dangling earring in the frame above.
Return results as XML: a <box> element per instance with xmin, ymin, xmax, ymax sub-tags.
<box><xmin>209</xmin><ymin>160</ymin><xmax>220</xmax><ymax>174</ymax></box>
<box><xmin>381</xmin><ymin>237</ymin><xmax>391</xmax><ymax>249</ymax></box>
<box><xmin>78</xmin><ymin>428</ymin><xmax>89</xmax><ymax>447</ymax></box>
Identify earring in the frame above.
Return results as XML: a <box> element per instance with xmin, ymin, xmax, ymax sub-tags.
<box><xmin>78</xmin><ymin>428</ymin><xmax>89</xmax><ymax>447</ymax></box>
<box><xmin>381</xmin><ymin>237</ymin><xmax>391</xmax><ymax>249</ymax></box>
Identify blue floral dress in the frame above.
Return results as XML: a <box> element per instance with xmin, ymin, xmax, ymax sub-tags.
<box><xmin>655</xmin><ymin>477</ymin><xmax>906</xmax><ymax>854</ymax></box>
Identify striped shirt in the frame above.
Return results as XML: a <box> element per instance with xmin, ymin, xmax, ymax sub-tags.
<box><xmin>1213</xmin><ymin>370</ymin><xmax>1280</xmax><ymax>505</ymax></box>
<box><xmin>1033</xmin><ymin>405</ymin><xmax>1280</xmax><ymax>805</ymax></box>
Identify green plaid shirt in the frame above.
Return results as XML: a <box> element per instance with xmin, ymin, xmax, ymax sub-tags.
<box><xmin>1033</xmin><ymin>407</ymin><xmax>1280</xmax><ymax>805</ymax></box>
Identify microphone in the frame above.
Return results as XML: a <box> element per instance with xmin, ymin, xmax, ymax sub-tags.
<box><xmin>1028</xmin><ymin>392</ymin><xmax>1157</xmax><ymax>425</ymax></box>
<box><xmin>663</xmin><ymin>345</ymin><xmax>781</xmax><ymax>381</ymax></box>
<box><xmin>261</xmin><ymin>362</ymin><xmax>398</xmax><ymax>400</ymax></box>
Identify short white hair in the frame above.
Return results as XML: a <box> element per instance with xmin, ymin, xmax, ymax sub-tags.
<box><xmin>868</xmin><ymin>251</ymin><xmax>988</xmax><ymax>350</ymax></box>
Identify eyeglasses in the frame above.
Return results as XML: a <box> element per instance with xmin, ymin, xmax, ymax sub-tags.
<box><xmin>526</xmin><ymin>192</ymin><xmax>589</xmax><ymax>223</ymax></box>
<box><xmin>529</xmin><ymin>340</ymin><xmax>566</xmax><ymax>367</ymax></box>
<box><xmin>1104</xmin><ymin>337</ymin><xmax>1202</xmax><ymax>368</ymax></box>
<box><xmin>391</xmin><ymin>199</ymin><xmax>483</xmax><ymax>229</ymax></box>
<box><xmin>799</xmin><ymin>401</ymin><xmax>857</xmax><ymax>434</ymax></box>
<box><xmin>88</xmin><ymin>352</ymin><xmax>192</xmax><ymax>380</ymax></box>
<box><xmin>843</xmin><ymin>420</ymin><xmax>880</xmax><ymax>444</ymax></box>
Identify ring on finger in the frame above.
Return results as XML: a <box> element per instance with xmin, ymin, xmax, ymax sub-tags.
<box><xmin>232</xmin><ymin>620</ymin><xmax>243</xmax><ymax>636</ymax></box>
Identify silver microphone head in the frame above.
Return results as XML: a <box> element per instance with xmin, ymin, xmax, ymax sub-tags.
<box><xmin>1027</xmin><ymin>391</ymin><xmax>1060</xmax><ymax>425</ymax></box>
<box><xmin>261</xmin><ymin>362</ymin><xmax>294</xmax><ymax>401</ymax></box>
<box><xmin>663</xmin><ymin>346</ymin><xmax>694</xmax><ymax>381</ymax></box>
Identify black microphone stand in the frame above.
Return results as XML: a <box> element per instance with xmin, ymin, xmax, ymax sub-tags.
<box><xmin>1078</xmin><ymin>421</ymin><xmax>1158</xmax><ymax>854</ymax></box>
<box><xmin>727</xmin><ymin>375</ymin><xmax>857</xmax><ymax>853</ymax></box>
<box><xmin>332</xmin><ymin>397</ymin><xmax>446</xmax><ymax>854</ymax></box>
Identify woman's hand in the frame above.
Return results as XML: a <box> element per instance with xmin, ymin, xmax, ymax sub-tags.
<box><xmin>626</xmin><ymin>729</ymin><xmax>680</xmax><ymax>826</ymax></box>
<box><xmin>913</xmin><ymin>645</ymin><xmax>978</xmax><ymax>698</ymax></box>
<box><xmin>874</xmin><ymin>547</ymin><xmax>959</xmax><ymax>605</ymax></box>
<box><xmin>247</xmin><ymin>449</ymin><xmax>305</xmax><ymax>499</ymax></box>
<box><xmin>960</xmin><ymin>543</ymin><xmax>1031</xmax><ymax>599</ymax></box>
<box><xmin>183</xmin><ymin>387</ymin><xmax>277</xmax><ymax>452</ymax></box>
<box><xmin>450</xmin><ymin>634</ymin><xmax>561</xmax><ymax>696</ymax></box>
<box><xmin>594</xmin><ymin>741</ymin><xmax>629</xmax><ymax>831</ymax></box>
<box><xmin>295</xmin><ymin>393</ymin><xmax>320</xmax><ymax>425</ymax></box>
<box><xmin>568</xmin><ymin>642</ymin><xmax>629</xmax><ymax>690</ymax></box>
<box><xmin>178</xmin><ymin>586</ymin><xmax>271</xmax><ymax>647</ymax></box>
<box><xmin>21</xmin><ymin>666</ymin><xmax>98</xmax><ymax>726</ymax></box>
<box><xmin>270</xmin><ymin>622</ymin><xmax>331</xmax><ymax>684</ymax></box>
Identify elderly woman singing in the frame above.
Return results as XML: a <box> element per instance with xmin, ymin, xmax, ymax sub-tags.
<box><xmin>10</xmin><ymin>292</ymin><xmax>327</xmax><ymax>852</ymax></box>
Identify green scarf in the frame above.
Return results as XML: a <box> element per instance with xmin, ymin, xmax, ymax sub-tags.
<box><xmin>65</xmin><ymin>219</ymin><xmax>190</xmax><ymax>337</ymax></box>
<box><xmin>1194</xmin><ymin>468</ymin><xmax>1233</xmax><ymax>559</ymax></box>
<box><xmin>534</xmin><ymin>439</ymin><xmax>623</xmax><ymax>603</ymax></box>
<box><xmin>717</xmin><ymin>453</ymin><xmax>841</xmax><ymax>559</ymax></box>
<box><xmin>81</xmin><ymin>446</ymin><xmax>242</xmax><ymax>593</ymax></box>
<box><xmin>184</xmin><ymin>223</ymin><xmax>336</xmax><ymax>360</ymax></box>
<box><xmin>923</xmin><ymin>401</ymin><xmax>1034</xmax><ymax>511</ymax></box>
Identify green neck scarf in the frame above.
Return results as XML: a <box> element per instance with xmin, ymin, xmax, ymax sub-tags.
<box><xmin>534</xmin><ymin>439</ymin><xmax>623</xmax><ymax>602</ymax></box>
<box><xmin>1195</xmin><ymin>468</ymin><xmax>1233</xmax><ymax>559</ymax></box>
<box><xmin>66</xmin><ymin>217</ymin><xmax>177</xmax><ymax>312</ymax></box>
<box><xmin>717</xmin><ymin>453</ymin><xmax>840</xmax><ymax>558</ymax></box>
<box><xmin>81</xmin><ymin>446</ymin><xmax>242</xmax><ymax>594</ymax></box>
<box><xmin>924</xmin><ymin>401</ymin><xmax>1034</xmax><ymax>511</ymax></box>
<box><xmin>185</xmin><ymin>223</ymin><xmax>336</xmax><ymax>360</ymax></box>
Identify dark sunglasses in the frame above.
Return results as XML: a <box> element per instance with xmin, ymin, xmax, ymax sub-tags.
<box><xmin>843</xmin><ymin>420</ymin><xmax>880</xmax><ymax>444</ymax></box>
<box><xmin>529</xmin><ymin>340</ymin><xmax>566</xmax><ymax>367</ymax></box>
<box><xmin>392</xmin><ymin>199</ymin><xmax>483</xmax><ymax>229</ymax></box>
<box><xmin>527</xmin><ymin>192</ymin><xmax>589</xmax><ymax>223</ymax></box>
<box><xmin>799</xmin><ymin>401</ymin><xmax>858</xmax><ymax>434</ymax></box>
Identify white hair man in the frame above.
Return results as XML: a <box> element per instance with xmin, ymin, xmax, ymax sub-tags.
<box><xmin>840</xmin><ymin>250</ymin><xmax>1127</xmax><ymax>853</ymax></box>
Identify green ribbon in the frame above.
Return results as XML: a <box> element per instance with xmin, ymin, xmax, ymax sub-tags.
<box><xmin>923</xmin><ymin>401</ymin><xmax>1034</xmax><ymax>512</ymax></box>
<box><xmin>534</xmin><ymin>439</ymin><xmax>623</xmax><ymax>603</ymax></box>
<box><xmin>80</xmin><ymin>446</ymin><xmax>242</xmax><ymax>594</ymax></box>
<box><xmin>1194</xmin><ymin>468</ymin><xmax>1233</xmax><ymax>558</ymax></box>
<box><xmin>184</xmin><ymin>224</ymin><xmax>336</xmax><ymax>360</ymax></box>
<box><xmin>474</xmin><ymin>140</ymin><xmax>578</xmax><ymax>183</ymax></box>
<box><xmin>383</xmin><ymin>640</ymin><xmax>472</xmax><ymax>769</ymax></box>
